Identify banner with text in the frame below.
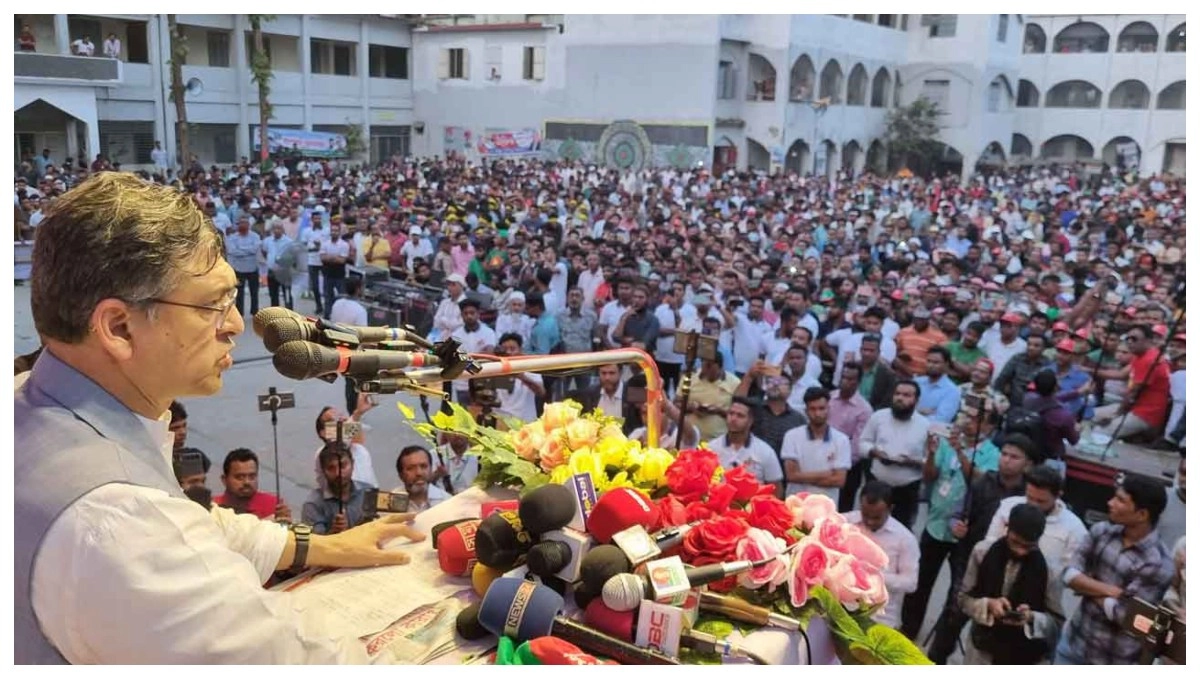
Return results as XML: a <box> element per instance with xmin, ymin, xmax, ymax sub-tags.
<box><xmin>252</xmin><ymin>127</ymin><xmax>349</xmax><ymax>158</ymax></box>
<box><xmin>476</xmin><ymin>128</ymin><xmax>541</xmax><ymax>156</ymax></box>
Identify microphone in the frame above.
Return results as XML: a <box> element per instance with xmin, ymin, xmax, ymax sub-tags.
<box><xmin>474</xmin><ymin>510</ymin><xmax>534</xmax><ymax>571</ymax></box>
<box><xmin>600</xmin><ymin>558</ymin><xmax>775</xmax><ymax>612</ymax></box>
<box><xmin>252</xmin><ymin>306</ymin><xmax>296</xmax><ymax>339</ymax></box>
<box><xmin>435</xmin><ymin>518</ymin><xmax>480</xmax><ymax>577</ymax></box>
<box><xmin>262</xmin><ymin>313</ymin><xmax>435</xmax><ymax>353</ymax></box>
<box><xmin>578</xmin><ymin>545</ymin><xmax>633</xmax><ymax>595</ymax></box>
<box><xmin>455</xmin><ymin>603</ymin><xmax>491</xmax><ymax>641</ymax></box>
<box><xmin>272</xmin><ymin>340</ymin><xmax>439</xmax><ymax>380</ymax></box>
<box><xmin>586</xmin><ymin>487</ymin><xmax>660</xmax><ymax>544</ymax></box>
<box><xmin>518</xmin><ymin>484</ymin><xmax>577</xmax><ymax>536</ymax></box>
<box><xmin>526</xmin><ymin>527</ymin><xmax>591</xmax><ymax>582</ymax></box>
<box><xmin>697</xmin><ymin>591</ymin><xmax>801</xmax><ymax>631</ymax></box>
<box><xmin>478</xmin><ymin>578</ymin><xmax>680</xmax><ymax>666</ymax></box>
<box><xmin>649</xmin><ymin>522</ymin><xmax>700</xmax><ymax>551</ymax></box>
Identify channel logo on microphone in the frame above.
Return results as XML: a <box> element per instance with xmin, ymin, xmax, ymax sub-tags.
<box><xmin>504</xmin><ymin>580</ymin><xmax>537</xmax><ymax>638</ymax></box>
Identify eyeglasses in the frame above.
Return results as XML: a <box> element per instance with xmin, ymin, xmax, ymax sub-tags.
<box><xmin>148</xmin><ymin>291</ymin><xmax>238</xmax><ymax>330</ymax></box>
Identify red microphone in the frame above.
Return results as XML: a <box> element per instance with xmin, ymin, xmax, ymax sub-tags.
<box><xmin>584</xmin><ymin>599</ymin><xmax>637</xmax><ymax>642</ymax></box>
<box><xmin>436</xmin><ymin>518</ymin><xmax>480</xmax><ymax>576</ymax></box>
<box><xmin>587</xmin><ymin>488</ymin><xmax>660</xmax><ymax>544</ymax></box>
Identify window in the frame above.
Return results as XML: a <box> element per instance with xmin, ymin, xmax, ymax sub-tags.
<box><xmin>921</xmin><ymin>79</ymin><xmax>950</xmax><ymax>110</ymax></box>
<box><xmin>988</xmin><ymin>81</ymin><xmax>1002</xmax><ymax>112</ymax></box>
<box><xmin>853</xmin><ymin>15</ymin><xmax>872</xmax><ymax>23</ymax></box>
<box><xmin>1045</xmin><ymin>80</ymin><xmax>1102</xmax><ymax>108</ymax></box>
<box><xmin>207</xmin><ymin>31</ymin><xmax>230</xmax><ymax>68</ymax></box>
<box><xmin>68</xmin><ymin>17</ymin><xmax>102</xmax><ymax>48</ymax></box>
<box><xmin>718</xmin><ymin>60</ymin><xmax>737</xmax><ymax>100</ymax></box>
<box><xmin>369</xmin><ymin>45</ymin><xmax>408</xmax><ymax>79</ymax></box>
<box><xmin>1017</xmin><ymin>79</ymin><xmax>1040</xmax><ymax>107</ymax></box>
<box><xmin>878</xmin><ymin>15</ymin><xmax>896</xmax><ymax>28</ymax></box>
<box><xmin>846</xmin><ymin>64</ymin><xmax>868</xmax><ymax>106</ymax></box>
<box><xmin>1053</xmin><ymin>22</ymin><xmax>1110</xmax><ymax>53</ymax></box>
<box><xmin>370</xmin><ymin>126</ymin><xmax>411</xmax><ymax>164</ymax></box>
<box><xmin>522</xmin><ymin>46</ymin><xmax>545</xmax><ymax>81</ymax></box>
<box><xmin>997</xmin><ymin>15</ymin><xmax>1009</xmax><ymax>42</ymax></box>
<box><xmin>311</xmin><ymin>39</ymin><xmax>355</xmax><ymax>76</ymax></box>
<box><xmin>98</xmin><ymin>120</ymin><xmax>155</xmax><ymax>165</ymax></box>
<box><xmin>1166</xmin><ymin>23</ymin><xmax>1185</xmax><ymax>52</ymax></box>
<box><xmin>333</xmin><ymin>44</ymin><xmax>352</xmax><ymax>76</ymax></box>
<box><xmin>439</xmin><ymin>47</ymin><xmax>468</xmax><ymax>79</ymax></box>
<box><xmin>1157</xmin><ymin>81</ymin><xmax>1184</xmax><ymax>110</ymax></box>
<box><xmin>1024</xmin><ymin>24</ymin><xmax>1046</xmax><ymax>53</ymax></box>
<box><xmin>1109</xmin><ymin>80</ymin><xmax>1150</xmax><ymax>109</ymax></box>
<box><xmin>1117</xmin><ymin>22</ymin><xmax>1159</xmax><ymax>52</ymax></box>
<box><xmin>927</xmin><ymin>15</ymin><xmax>957</xmax><ymax>38</ymax></box>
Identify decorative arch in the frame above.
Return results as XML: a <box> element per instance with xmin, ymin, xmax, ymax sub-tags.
<box><xmin>1109</xmin><ymin>80</ymin><xmax>1150</xmax><ymax>109</ymax></box>
<box><xmin>866</xmin><ymin>140</ymin><xmax>887</xmax><ymax>173</ymax></box>
<box><xmin>1046</xmin><ymin>80</ymin><xmax>1102</xmax><ymax>108</ymax></box>
<box><xmin>980</xmin><ymin>141</ymin><xmax>1006</xmax><ymax>167</ymax></box>
<box><xmin>1024</xmin><ymin>23</ymin><xmax>1047</xmax><ymax>53</ymax></box>
<box><xmin>1117</xmin><ymin>21</ymin><xmax>1159</xmax><ymax>52</ymax></box>
<box><xmin>819</xmin><ymin>139</ymin><xmax>838</xmax><ymax>177</ymax></box>
<box><xmin>1102</xmin><ymin>136</ymin><xmax>1141</xmax><ymax>169</ymax></box>
<box><xmin>1017</xmin><ymin>79</ymin><xmax>1040</xmax><ymax>107</ymax></box>
<box><xmin>789</xmin><ymin>54</ymin><xmax>816</xmax><ymax>102</ymax></box>
<box><xmin>747</xmin><ymin>53</ymin><xmax>777</xmax><ymax>101</ymax></box>
<box><xmin>746</xmin><ymin>137</ymin><xmax>770</xmax><ymax>170</ymax></box>
<box><xmin>870</xmin><ymin>68</ymin><xmax>891</xmax><ymax>107</ymax></box>
<box><xmin>1166</xmin><ymin>23</ymin><xmax>1185</xmax><ymax>52</ymax></box>
<box><xmin>1011</xmin><ymin>133</ymin><xmax>1033</xmax><ymax>158</ymax></box>
<box><xmin>846</xmin><ymin>64</ymin><xmax>869</xmax><ymax>106</ymax></box>
<box><xmin>1041</xmin><ymin>134</ymin><xmax>1095</xmax><ymax>161</ymax></box>
<box><xmin>1054</xmin><ymin>22</ymin><xmax>1110</xmax><ymax>53</ymax></box>
<box><xmin>842</xmin><ymin>140</ymin><xmax>863</xmax><ymax>171</ymax></box>
<box><xmin>1157</xmin><ymin>81</ymin><xmax>1185</xmax><ymax>109</ymax></box>
<box><xmin>784</xmin><ymin>139</ymin><xmax>810</xmax><ymax>175</ymax></box>
<box><xmin>819</xmin><ymin>59</ymin><xmax>843</xmax><ymax>103</ymax></box>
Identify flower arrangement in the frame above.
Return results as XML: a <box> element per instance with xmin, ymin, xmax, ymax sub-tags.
<box><xmin>399</xmin><ymin>400</ymin><xmax>674</xmax><ymax>495</ymax></box>
<box><xmin>655</xmin><ymin>448</ymin><xmax>931</xmax><ymax>665</ymax></box>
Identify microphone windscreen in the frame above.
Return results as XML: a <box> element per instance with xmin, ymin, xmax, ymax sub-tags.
<box><xmin>455</xmin><ymin>603</ymin><xmax>490</xmax><ymax>641</ymax></box>
<box><xmin>584</xmin><ymin>599</ymin><xmax>636</xmax><ymax>642</ymax></box>
<box><xmin>587</xmin><ymin>488</ymin><xmax>660</xmax><ymax>544</ymax></box>
<box><xmin>478</xmin><ymin>578</ymin><xmax>563</xmax><ymax>642</ymax></box>
<box><xmin>253</xmin><ymin>306</ymin><xmax>300</xmax><ymax>338</ymax></box>
<box><xmin>475</xmin><ymin>510</ymin><xmax>533</xmax><ymax>570</ymax></box>
<box><xmin>263</xmin><ymin>317</ymin><xmax>316</xmax><ymax>353</ymax></box>
<box><xmin>472</xmin><ymin>562</ymin><xmax>505</xmax><ymax>597</ymax></box>
<box><xmin>272</xmin><ymin>340</ymin><xmax>338</xmax><ymax>380</ymax></box>
<box><xmin>600</xmin><ymin>573</ymin><xmax>646</xmax><ymax>612</ymax></box>
<box><xmin>519</xmin><ymin>484</ymin><xmax>577</xmax><ymax>535</ymax></box>
<box><xmin>436</xmin><ymin>518</ymin><xmax>480</xmax><ymax>576</ymax></box>
<box><xmin>578</xmin><ymin>545</ymin><xmax>632</xmax><ymax>594</ymax></box>
<box><xmin>430</xmin><ymin>517</ymin><xmax>474</xmax><ymax>544</ymax></box>
<box><xmin>526</xmin><ymin>541</ymin><xmax>571</xmax><ymax>577</ymax></box>
<box><xmin>573</xmin><ymin>584</ymin><xmax>599</xmax><ymax>610</ymax></box>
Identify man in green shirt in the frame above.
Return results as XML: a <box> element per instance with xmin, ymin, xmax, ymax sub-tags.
<box><xmin>947</xmin><ymin>321</ymin><xmax>988</xmax><ymax>383</ymax></box>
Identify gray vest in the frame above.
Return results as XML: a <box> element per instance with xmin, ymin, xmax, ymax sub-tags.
<box><xmin>14</xmin><ymin>351</ymin><xmax>186</xmax><ymax>664</ymax></box>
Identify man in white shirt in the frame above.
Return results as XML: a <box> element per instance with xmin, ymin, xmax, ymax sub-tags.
<box><xmin>261</xmin><ymin>222</ymin><xmax>295</xmax><ymax>310</ymax></box>
<box><xmin>543</xmin><ymin>246</ymin><xmax>570</xmax><ymax>309</ymax></box>
<box><xmin>449</xmin><ymin>298</ymin><xmax>496</xmax><ymax>401</ymax></box>
<box><xmin>722</xmin><ymin>297</ymin><xmax>771</xmax><ymax>376</ymax></box>
<box><xmin>981</xmin><ymin>312</ymin><xmax>1027</xmax><ymax>376</ymax></box>
<box><xmin>299</xmin><ymin>213</ymin><xmax>328</xmax><ymax>315</ymax></box>
<box><xmin>706</xmin><ymin>398</ymin><xmax>784</xmax><ymax>496</ymax></box>
<box><xmin>578</xmin><ymin>252</ymin><xmax>605</xmax><ymax>309</ymax></box>
<box><xmin>433</xmin><ymin>273</ymin><xmax>468</xmax><ymax>341</ymax></box>
<box><xmin>598</xmin><ymin>277</ymin><xmax>634</xmax><ymax>347</ymax></box>
<box><xmin>493</xmin><ymin>332</ymin><xmax>545</xmax><ymax>423</ymax></box>
<box><xmin>150</xmin><ymin>141</ymin><xmax>169</xmax><ymax>174</ymax></box>
<box><xmin>103</xmin><ymin>33</ymin><xmax>121</xmax><ymax>59</ymax></box>
<box><xmin>780</xmin><ymin>387</ymin><xmax>853</xmax><ymax>502</ymax></box>
<box><xmin>843</xmin><ymin>480</ymin><xmax>920</xmax><ymax>629</ymax></box>
<box><xmin>859</xmin><ymin>380</ymin><xmax>931</xmax><ymax>529</ymax></box>
<box><xmin>16</xmin><ymin>172</ymin><xmax>422</xmax><ymax>664</ymax></box>
<box><xmin>71</xmin><ymin>35</ymin><xmax>95</xmax><ymax>56</ymax></box>
<box><xmin>401</xmin><ymin>226</ymin><xmax>433</xmax><ymax>271</ymax></box>
<box><xmin>391</xmin><ymin>446</ymin><xmax>450</xmax><ymax>513</ymax></box>
<box><xmin>653</xmin><ymin>286</ymin><xmax>693</xmax><ymax>397</ymax></box>
<box><xmin>825</xmin><ymin>307</ymin><xmax>898</xmax><ymax>383</ymax></box>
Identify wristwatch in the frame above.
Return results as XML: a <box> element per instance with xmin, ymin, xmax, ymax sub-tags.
<box><xmin>290</xmin><ymin>523</ymin><xmax>313</xmax><ymax>571</ymax></box>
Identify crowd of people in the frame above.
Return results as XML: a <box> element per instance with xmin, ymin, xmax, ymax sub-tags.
<box><xmin>16</xmin><ymin>149</ymin><xmax>1186</xmax><ymax>664</ymax></box>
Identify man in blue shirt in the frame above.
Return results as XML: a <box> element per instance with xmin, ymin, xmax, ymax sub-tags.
<box><xmin>1052</xmin><ymin>339</ymin><xmax>1093</xmax><ymax>420</ymax></box>
<box><xmin>915</xmin><ymin>347</ymin><xmax>962</xmax><ymax>424</ymax></box>
<box><xmin>302</xmin><ymin>442</ymin><xmax>373</xmax><ymax>535</ymax></box>
<box><xmin>525</xmin><ymin>292</ymin><xmax>561</xmax><ymax>355</ymax></box>
<box><xmin>224</xmin><ymin>214</ymin><xmax>262</xmax><ymax>318</ymax></box>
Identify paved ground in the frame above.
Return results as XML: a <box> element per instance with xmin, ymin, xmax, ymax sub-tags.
<box><xmin>12</xmin><ymin>282</ymin><xmax>1185</xmax><ymax>659</ymax></box>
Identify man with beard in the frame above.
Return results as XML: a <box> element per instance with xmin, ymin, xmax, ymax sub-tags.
<box><xmin>994</xmin><ymin>332</ymin><xmax>1050</xmax><ymax>410</ymax></box>
<box><xmin>598</xmin><ymin>276</ymin><xmax>635</xmax><ymax>348</ymax></box>
<box><xmin>860</xmin><ymin>381</ymin><xmax>931</xmax><ymax>529</ymax></box>
<box><xmin>914</xmin><ymin>347</ymin><xmax>961</xmax><ymax>424</ymax></box>
<box><xmin>895</xmin><ymin>307</ymin><xmax>948</xmax><ymax>376</ymax></box>
<box><xmin>947</xmin><ymin>322</ymin><xmax>989</xmax><ymax>383</ymax></box>
<box><xmin>707</xmin><ymin>397</ymin><xmax>784</xmax><ymax>496</ymax></box>
<box><xmin>613</xmin><ymin>284</ymin><xmax>660</xmax><ymax>350</ymax></box>
<box><xmin>302</xmin><ymin>443</ymin><xmax>370</xmax><ymax>535</ymax></box>
<box><xmin>958</xmin><ymin>503</ymin><xmax>1062</xmax><ymax>665</ymax></box>
<box><xmin>392</xmin><ymin>446</ymin><xmax>449</xmax><ymax>513</ymax></box>
<box><xmin>214</xmin><ymin>448</ymin><xmax>292</xmax><ymax>522</ymax></box>
<box><xmin>856</xmin><ymin>333</ymin><xmax>898</xmax><ymax>410</ymax></box>
<box><xmin>831</xmin><ymin>363</ymin><xmax>874</xmax><ymax>512</ymax></box>
<box><xmin>780</xmin><ymin>387</ymin><xmax>852</xmax><ymax>503</ymax></box>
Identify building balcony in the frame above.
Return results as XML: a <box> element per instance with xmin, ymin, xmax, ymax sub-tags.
<box><xmin>14</xmin><ymin>52</ymin><xmax>122</xmax><ymax>85</ymax></box>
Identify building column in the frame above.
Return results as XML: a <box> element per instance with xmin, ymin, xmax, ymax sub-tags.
<box><xmin>358</xmin><ymin>19</ymin><xmax>371</xmax><ymax>162</ymax></box>
<box><xmin>54</xmin><ymin>14</ymin><xmax>70</xmax><ymax>55</ymax></box>
<box><xmin>84</xmin><ymin>121</ymin><xmax>100</xmax><ymax>163</ymax></box>
<box><xmin>300</xmin><ymin>15</ymin><xmax>312</xmax><ymax>131</ymax></box>
<box><xmin>234</xmin><ymin>14</ymin><xmax>250</xmax><ymax>160</ymax></box>
<box><xmin>152</xmin><ymin>14</ymin><xmax>175</xmax><ymax>167</ymax></box>
<box><xmin>960</xmin><ymin>152</ymin><xmax>977</xmax><ymax>182</ymax></box>
<box><xmin>65</xmin><ymin>118</ymin><xmax>79</xmax><ymax>161</ymax></box>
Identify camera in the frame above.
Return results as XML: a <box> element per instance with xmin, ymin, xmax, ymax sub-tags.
<box><xmin>362</xmin><ymin>489</ymin><xmax>410</xmax><ymax>519</ymax></box>
<box><xmin>324</xmin><ymin>420</ymin><xmax>363</xmax><ymax>443</ymax></box>
<box><xmin>468</xmin><ymin>375</ymin><xmax>516</xmax><ymax>409</ymax></box>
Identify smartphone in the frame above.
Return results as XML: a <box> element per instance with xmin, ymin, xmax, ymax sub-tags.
<box><xmin>363</xmin><ymin>489</ymin><xmax>410</xmax><ymax>518</ymax></box>
<box><xmin>173</xmin><ymin>451</ymin><xmax>206</xmax><ymax>479</ymax></box>
<box><xmin>1001</xmin><ymin>610</ymin><xmax>1025</xmax><ymax>622</ymax></box>
<box><xmin>324</xmin><ymin>420</ymin><xmax>363</xmax><ymax>442</ymax></box>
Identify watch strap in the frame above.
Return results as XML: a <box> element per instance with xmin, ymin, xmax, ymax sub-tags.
<box><xmin>290</xmin><ymin>525</ymin><xmax>311</xmax><ymax>571</ymax></box>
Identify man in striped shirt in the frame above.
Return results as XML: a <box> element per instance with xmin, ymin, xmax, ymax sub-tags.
<box><xmin>894</xmin><ymin>306</ymin><xmax>947</xmax><ymax>376</ymax></box>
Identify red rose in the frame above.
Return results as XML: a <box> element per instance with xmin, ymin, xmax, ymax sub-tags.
<box><xmin>746</xmin><ymin>496</ymin><xmax>796</xmax><ymax>541</ymax></box>
<box><xmin>681</xmin><ymin>516</ymin><xmax>749</xmax><ymax>565</ymax></box>
<box><xmin>655</xmin><ymin>495</ymin><xmax>689</xmax><ymax>530</ymax></box>
<box><xmin>685</xmin><ymin>501</ymin><xmax>714</xmax><ymax>523</ymax></box>
<box><xmin>724</xmin><ymin>509</ymin><xmax>751</xmax><ymax>524</ymax></box>
<box><xmin>665</xmin><ymin>449</ymin><xmax>721</xmax><ymax>502</ymax></box>
<box><xmin>724</xmin><ymin>466</ymin><xmax>762</xmax><ymax>503</ymax></box>
<box><xmin>705</xmin><ymin>483</ymin><xmax>737</xmax><ymax>514</ymax></box>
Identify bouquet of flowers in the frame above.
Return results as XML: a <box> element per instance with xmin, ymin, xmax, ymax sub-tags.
<box><xmin>655</xmin><ymin>449</ymin><xmax>931</xmax><ymax>665</ymax></box>
<box><xmin>400</xmin><ymin>400</ymin><xmax>675</xmax><ymax>495</ymax></box>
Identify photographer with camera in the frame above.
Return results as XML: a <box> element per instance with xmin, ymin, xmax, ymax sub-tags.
<box><xmin>302</xmin><ymin>442</ymin><xmax>370</xmax><ymax>535</ymax></box>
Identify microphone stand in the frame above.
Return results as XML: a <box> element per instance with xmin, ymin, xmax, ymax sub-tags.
<box><xmin>675</xmin><ymin>331</ymin><xmax>701</xmax><ymax>451</ymax></box>
<box><xmin>256</xmin><ymin>387</ymin><xmax>295</xmax><ymax>523</ymax></box>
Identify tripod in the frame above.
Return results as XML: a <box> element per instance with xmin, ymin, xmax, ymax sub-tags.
<box><xmin>257</xmin><ymin>387</ymin><xmax>295</xmax><ymax>522</ymax></box>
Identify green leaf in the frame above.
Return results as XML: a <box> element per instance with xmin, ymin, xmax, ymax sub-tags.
<box><xmin>860</xmin><ymin>625</ymin><xmax>934</xmax><ymax>665</ymax></box>
<box><xmin>808</xmin><ymin>585</ymin><xmax>868</xmax><ymax>646</ymax></box>
<box><xmin>693</xmin><ymin>618</ymin><xmax>734</xmax><ymax>639</ymax></box>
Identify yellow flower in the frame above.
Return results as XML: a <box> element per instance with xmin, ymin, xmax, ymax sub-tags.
<box><xmin>549</xmin><ymin>464</ymin><xmax>574</xmax><ymax>485</ymax></box>
<box><xmin>594</xmin><ymin>436</ymin><xmax>632</xmax><ymax>469</ymax></box>
<box><xmin>635</xmin><ymin>447</ymin><xmax>676</xmax><ymax>488</ymax></box>
<box><xmin>565</xmin><ymin>419</ymin><xmax>602</xmax><ymax>450</ymax></box>
<box><xmin>599</xmin><ymin>470</ymin><xmax>633</xmax><ymax>493</ymax></box>
<box><xmin>597</xmin><ymin>423</ymin><xmax>625</xmax><ymax>441</ymax></box>
<box><xmin>542</xmin><ymin>401</ymin><xmax>582</xmax><ymax>430</ymax></box>
<box><xmin>568</xmin><ymin>448</ymin><xmax>605</xmax><ymax>488</ymax></box>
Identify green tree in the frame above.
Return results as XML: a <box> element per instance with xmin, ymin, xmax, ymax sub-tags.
<box><xmin>884</xmin><ymin>97</ymin><xmax>943</xmax><ymax>174</ymax></box>
<box><xmin>248</xmin><ymin>15</ymin><xmax>276</xmax><ymax>167</ymax></box>
<box><xmin>167</xmin><ymin>15</ymin><xmax>189</xmax><ymax>171</ymax></box>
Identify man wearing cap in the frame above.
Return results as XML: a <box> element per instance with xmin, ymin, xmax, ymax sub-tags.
<box><xmin>994</xmin><ymin>329</ymin><xmax>1050</xmax><ymax>411</ymax></box>
<box><xmin>1052</xmin><ymin>340</ymin><xmax>1092</xmax><ymax>420</ymax></box>
<box><xmin>401</xmin><ymin>226</ymin><xmax>433</xmax><ymax>271</ymax></box>
<box><xmin>982</xmin><ymin>312</ymin><xmax>1028</xmax><ymax>384</ymax></box>
<box><xmin>433</xmin><ymin>274</ymin><xmax>469</xmax><ymax>341</ymax></box>
<box><xmin>895</xmin><ymin>307</ymin><xmax>948</xmax><ymax>377</ymax></box>
<box><xmin>1093</xmin><ymin>324</ymin><xmax>1171</xmax><ymax>441</ymax></box>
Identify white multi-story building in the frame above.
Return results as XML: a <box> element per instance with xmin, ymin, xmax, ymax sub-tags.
<box><xmin>13</xmin><ymin>14</ymin><xmax>1186</xmax><ymax>176</ymax></box>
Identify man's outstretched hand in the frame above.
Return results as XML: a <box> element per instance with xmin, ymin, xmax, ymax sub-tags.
<box><xmin>312</xmin><ymin>513</ymin><xmax>426</xmax><ymax>569</ymax></box>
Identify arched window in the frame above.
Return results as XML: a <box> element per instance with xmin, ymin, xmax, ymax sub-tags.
<box><xmin>1017</xmin><ymin>79</ymin><xmax>1040</xmax><ymax>107</ymax></box>
<box><xmin>1045</xmin><ymin>80</ymin><xmax>1102</xmax><ymax>108</ymax></box>
<box><xmin>1024</xmin><ymin>23</ymin><xmax>1046</xmax><ymax>53</ymax></box>
<box><xmin>1117</xmin><ymin>22</ymin><xmax>1159</xmax><ymax>52</ymax></box>
<box><xmin>789</xmin><ymin>54</ymin><xmax>816</xmax><ymax>102</ymax></box>
<box><xmin>1157</xmin><ymin>81</ymin><xmax>1184</xmax><ymax>110</ymax></box>
<box><xmin>1166</xmin><ymin>23</ymin><xmax>1185</xmax><ymax>52</ymax></box>
<box><xmin>870</xmin><ymin>68</ymin><xmax>891</xmax><ymax>107</ymax></box>
<box><xmin>747</xmin><ymin>53</ymin><xmax>777</xmax><ymax>102</ymax></box>
<box><xmin>1109</xmin><ymin>80</ymin><xmax>1150</xmax><ymax>109</ymax></box>
<box><xmin>1041</xmin><ymin>135</ymin><xmax>1094</xmax><ymax>160</ymax></box>
<box><xmin>1011</xmin><ymin>133</ymin><xmax>1033</xmax><ymax>158</ymax></box>
<box><xmin>847</xmin><ymin>64</ymin><xmax>868</xmax><ymax>106</ymax></box>
<box><xmin>987</xmin><ymin>76</ymin><xmax>1013</xmax><ymax>113</ymax></box>
<box><xmin>819</xmin><ymin>59</ymin><xmax>843</xmax><ymax>103</ymax></box>
<box><xmin>1053</xmin><ymin>22</ymin><xmax>1110</xmax><ymax>53</ymax></box>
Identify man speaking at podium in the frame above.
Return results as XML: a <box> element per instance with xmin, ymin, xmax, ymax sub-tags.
<box><xmin>14</xmin><ymin>173</ymin><xmax>425</xmax><ymax>664</ymax></box>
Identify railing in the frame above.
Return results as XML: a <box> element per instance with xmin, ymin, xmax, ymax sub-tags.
<box><xmin>14</xmin><ymin>52</ymin><xmax>122</xmax><ymax>83</ymax></box>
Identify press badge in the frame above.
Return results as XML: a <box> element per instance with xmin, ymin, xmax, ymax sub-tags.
<box><xmin>937</xmin><ymin>480</ymin><xmax>954</xmax><ymax>498</ymax></box>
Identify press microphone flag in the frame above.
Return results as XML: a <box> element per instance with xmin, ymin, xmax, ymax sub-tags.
<box><xmin>272</xmin><ymin>340</ymin><xmax>439</xmax><ymax>380</ymax></box>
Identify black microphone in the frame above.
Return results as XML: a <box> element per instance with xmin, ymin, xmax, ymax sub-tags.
<box><xmin>272</xmin><ymin>340</ymin><xmax>440</xmax><ymax>380</ymax></box>
<box><xmin>262</xmin><ymin>312</ymin><xmax>435</xmax><ymax>353</ymax></box>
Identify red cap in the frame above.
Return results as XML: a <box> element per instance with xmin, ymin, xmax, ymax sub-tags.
<box><xmin>1055</xmin><ymin>339</ymin><xmax>1077</xmax><ymax>353</ymax></box>
<box><xmin>1152</xmin><ymin>324</ymin><xmax>1168</xmax><ymax>337</ymax></box>
<box><xmin>976</xmin><ymin>358</ymin><xmax>995</xmax><ymax>374</ymax></box>
<box><xmin>1052</xmin><ymin>321</ymin><xmax>1070</xmax><ymax>332</ymax></box>
<box><xmin>1000</xmin><ymin>312</ymin><xmax>1024</xmax><ymax>324</ymax></box>
<box><xmin>587</xmin><ymin>488</ymin><xmax>660</xmax><ymax>544</ymax></box>
<box><xmin>984</xmin><ymin>282</ymin><xmax>1002</xmax><ymax>292</ymax></box>
<box><xmin>1172</xmin><ymin>334</ymin><xmax>1186</xmax><ymax>344</ymax></box>
<box><xmin>1123</xmin><ymin>306</ymin><xmax>1139</xmax><ymax>317</ymax></box>
<box><xmin>890</xmin><ymin>290</ymin><xmax>906</xmax><ymax>301</ymax></box>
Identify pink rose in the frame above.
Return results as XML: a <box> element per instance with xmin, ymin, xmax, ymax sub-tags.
<box><xmin>814</xmin><ymin>517</ymin><xmax>853</xmax><ymax>554</ymax></box>
<box><xmin>735</xmin><ymin>528</ymin><xmax>790</xmax><ymax>592</ymax></box>
<box><xmin>784</xmin><ymin>492</ymin><xmax>842</xmax><ymax>531</ymax></box>
<box><xmin>511</xmin><ymin>423</ymin><xmax>547</xmax><ymax>461</ymax></box>
<box><xmin>842</xmin><ymin>526</ymin><xmax>889</xmax><ymax>571</ymax></box>
<box><xmin>822</xmin><ymin>554</ymin><xmax>887</xmax><ymax>610</ymax></box>
<box><xmin>788</xmin><ymin>537</ymin><xmax>831</xmax><ymax>608</ymax></box>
